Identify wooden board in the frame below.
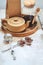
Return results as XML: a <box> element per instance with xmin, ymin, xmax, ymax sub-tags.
<box><xmin>6</xmin><ymin>0</ymin><xmax>21</xmax><ymax>18</ymax></box>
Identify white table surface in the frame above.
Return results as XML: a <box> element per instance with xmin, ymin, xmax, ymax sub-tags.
<box><xmin>0</xmin><ymin>9</ymin><xmax>43</xmax><ymax>65</ymax></box>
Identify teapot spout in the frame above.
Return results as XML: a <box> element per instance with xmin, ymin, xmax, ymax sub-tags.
<box><xmin>26</xmin><ymin>20</ymin><xmax>30</xmax><ymax>28</ymax></box>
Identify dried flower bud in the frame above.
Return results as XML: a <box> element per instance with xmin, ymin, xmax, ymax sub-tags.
<box><xmin>18</xmin><ymin>40</ymin><xmax>25</xmax><ymax>47</ymax></box>
<box><xmin>25</xmin><ymin>37</ymin><xmax>33</xmax><ymax>46</ymax></box>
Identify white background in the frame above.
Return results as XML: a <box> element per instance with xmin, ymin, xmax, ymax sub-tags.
<box><xmin>0</xmin><ymin>0</ymin><xmax>43</xmax><ymax>9</ymax></box>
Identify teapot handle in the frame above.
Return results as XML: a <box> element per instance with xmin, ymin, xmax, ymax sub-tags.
<box><xmin>2</xmin><ymin>19</ymin><xmax>8</xmax><ymax>26</ymax></box>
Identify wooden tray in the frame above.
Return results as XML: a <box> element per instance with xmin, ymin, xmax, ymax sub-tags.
<box><xmin>2</xmin><ymin>23</ymin><xmax>38</xmax><ymax>37</ymax></box>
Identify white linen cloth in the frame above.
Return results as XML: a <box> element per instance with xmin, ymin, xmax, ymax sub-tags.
<box><xmin>0</xmin><ymin>29</ymin><xmax>43</xmax><ymax>65</ymax></box>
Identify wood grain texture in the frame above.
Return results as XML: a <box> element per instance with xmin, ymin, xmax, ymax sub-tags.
<box><xmin>6</xmin><ymin>0</ymin><xmax>21</xmax><ymax>18</ymax></box>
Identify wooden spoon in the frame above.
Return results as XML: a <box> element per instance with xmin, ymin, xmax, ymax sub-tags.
<box><xmin>32</xmin><ymin>8</ymin><xmax>40</xmax><ymax>24</ymax></box>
